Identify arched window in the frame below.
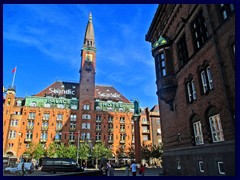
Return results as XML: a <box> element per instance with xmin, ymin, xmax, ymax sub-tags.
<box><xmin>190</xmin><ymin>115</ymin><xmax>204</xmax><ymax>145</ymax></box>
<box><xmin>30</xmin><ymin>101</ymin><xmax>37</xmax><ymax>107</ymax></box>
<box><xmin>206</xmin><ymin>106</ymin><xmax>224</xmax><ymax>143</ymax></box>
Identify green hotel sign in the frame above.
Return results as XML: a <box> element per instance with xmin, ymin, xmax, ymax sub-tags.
<box><xmin>25</xmin><ymin>96</ymin><xmax>78</xmax><ymax>109</ymax></box>
<box><xmin>95</xmin><ymin>101</ymin><xmax>134</xmax><ymax>112</ymax></box>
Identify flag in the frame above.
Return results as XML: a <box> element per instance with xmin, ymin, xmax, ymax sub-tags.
<box><xmin>12</xmin><ymin>67</ymin><xmax>16</xmax><ymax>73</ymax></box>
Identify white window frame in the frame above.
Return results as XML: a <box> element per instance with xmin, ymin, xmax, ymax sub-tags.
<box><xmin>70</xmin><ymin>114</ymin><xmax>77</xmax><ymax>121</ymax></box>
<box><xmin>9</xmin><ymin>130</ymin><xmax>16</xmax><ymax>139</ymax></box>
<box><xmin>177</xmin><ymin>160</ymin><xmax>181</xmax><ymax>170</ymax></box>
<box><xmin>201</xmin><ymin>71</ymin><xmax>208</xmax><ymax>93</ymax></box>
<box><xmin>193</xmin><ymin>121</ymin><xmax>204</xmax><ymax>145</ymax></box>
<box><xmin>209</xmin><ymin>114</ymin><xmax>224</xmax><ymax>142</ymax></box>
<box><xmin>206</xmin><ymin>67</ymin><xmax>213</xmax><ymax>90</ymax></box>
<box><xmin>198</xmin><ymin>161</ymin><xmax>204</xmax><ymax>172</ymax></box>
<box><xmin>83</xmin><ymin>104</ymin><xmax>90</xmax><ymax>110</ymax></box>
<box><xmin>217</xmin><ymin>161</ymin><xmax>225</xmax><ymax>175</ymax></box>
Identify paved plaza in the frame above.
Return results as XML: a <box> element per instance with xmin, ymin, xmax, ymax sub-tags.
<box><xmin>3</xmin><ymin>167</ymin><xmax>163</xmax><ymax>176</ymax></box>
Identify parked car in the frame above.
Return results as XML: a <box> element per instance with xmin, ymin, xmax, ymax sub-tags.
<box><xmin>41</xmin><ymin>158</ymin><xmax>84</xmax><ymax>174</ymax></box>
<box><xmin>4</xmin><ymin>162</ymin><xmax>34</xmax><ymax>174</ymax></box>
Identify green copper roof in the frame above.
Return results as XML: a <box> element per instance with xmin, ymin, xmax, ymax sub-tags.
<box><xmin>152</xmin><ymin>36</ymin><xmax>168</xmax><ymax>50</ymax></box>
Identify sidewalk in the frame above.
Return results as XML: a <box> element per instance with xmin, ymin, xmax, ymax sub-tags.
<box><xmin>105</xmin><ymin>167</ymin><xmax>163</xmax><ymax>176</ymax></box>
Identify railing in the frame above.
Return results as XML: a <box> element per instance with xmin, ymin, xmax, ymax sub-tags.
<box><xmin>120</xmin><ymin>129</ymin><xmax>125</xmax><ymax>133</ymax></box>
<box><xmin>108</xmin><ymin>128</ymin><xmax>113</xmax><ymax>133</ymax></box>
<box><xmin>26</xmin><ymin>126</ymin><xmax>34</xmax><ymax>130</ymax></box>
<box><xmin>120</xmin><ymin>140</ymin><xmax>125</xmax><ymax>144</ymax></box>
<box><xmin>41</xmin><ymin>126</ymin><xmax>49</xmax><ymax>131</ymax></box>
<box><xmin>40</xmin><ymin>139</ymin><xmax>47</xmax><ymax>143</ymax></box>
<box><xmin>108</xmin><ymin>140</ymin><xmax>113</xmax><ymax>143</ymax></box>
<box><xmin>142</xmin><ymin>130</ymin><xmax>150</xmax><ymax>133</ymax></box>
<box><xmin>69</xmin><ymin>127</ymin><xmax>76</xmax><ymax>131</ymax></box>
<box><xmin>56</xmin><ymin>127</ymin><xmax>62</xmax><ymax>131</ymax></box>
<box><xmin>24</xmin><ymin>138</ymin><xmax>32</xmax><ymax>142</ymax></box>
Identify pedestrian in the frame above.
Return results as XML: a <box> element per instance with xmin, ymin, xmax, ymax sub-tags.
<box><xmin>139</xmin><ymin>164</ymin><xmax>145</xmax><ymax>176</ymax></box>
<box><xmin>125</xmin><ymin>162</ymin><xmax>130</xmax><ymax>176</ymax></box>
<box><xmin>109</xmin><ymin>162</ymin><xmax>114</xmax><ymax>176</ymax></box>
<box><xmin>21</xmin><ymin>162</ymin><xmax>25</xmax><ymax>176</ymax></box>
<box><xmin>106</xmin><ymin>161</ymin><xmax>111</xmax><ymax>176</ymax></box>
<box><xmin>130</xmin><ymin>161</ymin><xmax>137</xmax><ymax>176</ymax></box>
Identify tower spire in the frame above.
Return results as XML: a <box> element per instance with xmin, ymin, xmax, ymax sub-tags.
<box><xmin>83</xmin><ymin>12</ymin><xmax>95</xmax><ymax>49</ymax></box>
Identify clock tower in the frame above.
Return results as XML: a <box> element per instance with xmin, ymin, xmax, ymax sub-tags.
<box><xmin>78</xmin><ymin>12</ymin><xmax>96</xmax><ymax>140</ymax></box>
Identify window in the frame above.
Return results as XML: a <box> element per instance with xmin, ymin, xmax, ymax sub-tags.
<box><xmin>30</xmin><ymin>101</ymin><xmax>37</xmax><ymax>107</ymax></box>
<box><xmin>41</xmin><ymin>132</ymin><xmax>48</xmax><ymax>140</ymax></box>
<box><xmin>217</xmin><ymin>161</ymin><xmax>225</xmax><ymax>175</ymax></box>
<box><xmin>177</xmin><ymin>34</ymin><xmax>189</xmax><ymax>67</ymax></box>
<box><xmin>200</xmin><ymin>66</ymin><xmax>213</xmax><ymax>93</ymax></box>
<box><xmin>82</xmin><ymin>114</ymin><xmax>91</xmax><ymax>119</ymax></box>
<box><xmin>70</xmin><ymin>122</ymin><xmax>76</xmax><ymax>129</ymax></box>
<box><xmin>108</xmin><ymin>116</ymin><xmax>113</xmax><ymax>123</ymax></box>
<box><xmin>10</xmin><ymin>120</ymin><xmax>18</xmax><ymax>126</ymax></box>
<box><xmin>96</xmin><ymin>123</ymin><xmax>101</xmax><ymax>130</ymax></box>
<box><xmin>26</xmin><ymin>131</ymin><xmax>33</xmax><ymax>140</ymax></box>
<box><xmin>193</xmin><ymin>121</ymin><xmax>204</xmax><ymax>145</ymax></box>
<box><xmin>177</xmin><ymin>160</ymin><xmax>181</xmax><ymax>170</ymax></box>
<box><xmin>9</xmin><ymin>130</ymin><xmax>16</xmax><ymax>139</ymax></box>
<box><xmin>120</xmin><ymin>117</ymin><xmax>125</xmax><ymax>123</ymax></box>
<box><xmin>69</xmin><ymin>133</ymin><xmax>75</xmax><ymax>140</ymax></box>
<box><xmin>70</xmin><ymin>114</ymin><xmax>77</xmax><ymax>121</ymax></box>
<box><xmin>57</xmin><ymin>104</ymin><xmax>64</xmax><ymax>109</ymax></box>
<box><xmin>71</xmin><ymin>104</ymin><xmax>77</xmax><ymax>110</ymax></box>
<box><xmin>198</xmin><ymin>161</ymin><xmax>204</xmax><ymax>172</ymax></box>
<box><xmin>28</xmin><ymin>112</ymin><xmax>36</xmax><ymax>119</ymax></box>
<box><xmin>96</xmin><ymin>115</ymin><xmax>101</xmax><ymax>122</ymax></box>
<box><xmin>17</xmin><ymin>100</ymin><xmax>22</xmax><ymax>106</ymax></box>
<box><xmin>191</xmin><ymin>10</ymin><xmax>209</xmax><ymax>50</ymax></box>
<box><xmin>83</xmin><ymin>104</ymin><xmax>90</xmax><ymax>110</ymax></box>
<box><xmin>209</xmin><ymin>114</ymin><xmax>224</xmax><ymax>142</ymax></box>
<box><xmin>187</xmin><ymin>80</ymin><xmax>197</xmax><ymax>102</ymax></box>
<box><xmin>156</xmin><ymin>52</ymin><xmax>166</xmax><ymax>78</ymax></box>
<box><xmin>43</xmin><ymin>113</ymin><xmax>50</xmax><ymax>120</ymax></box>
<box><xmin>81</xmin><ymin>133</ymin><xmax>90</xmax><ymax>140</ymax></box>
<box><xmin>219</xmin><ymin>4</ymin><xmax>235</xmax><ymax>20</ymax></box>
<box><xmin>96</xmin><ymin>133</ymin><xmax>101</xmax><ymax>141</ymax></box>
<box><xmin>108</xmin><ymin>134</ymin><xmax>114</xmax><ymax>141</ymax></box>
<box><xmin>55</xmin><ymin>132</ymin><xmax>62</xmax><ymax>140</ymax></box>
<box><xmin>44</xmin><ymin>102</ymin><xmax>51</xmax><ymax>108</ymax></box>
<box><xmin>57</xmin><ymin>114</ymin><xmax>63</xmax><ymax>120</ymax></box>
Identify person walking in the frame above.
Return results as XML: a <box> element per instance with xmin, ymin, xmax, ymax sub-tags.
<box><xmin>125</xmin><ymin>162</ymin><xmax>130</xmax><ymax>176</ymax></box>
<box><xmin>130</xmin><ymin>161</ymin><xmax>137</xmax><ymax>176</ymax></box>
<box><xmin>139</xmin><ymin>164</ymin><xmax>145</xmax><ymax>176</ymax></box>
<box><xmin>21</xmin><ymin>162</ymin><xmax>25</xmax><ymax>176</ymax></box>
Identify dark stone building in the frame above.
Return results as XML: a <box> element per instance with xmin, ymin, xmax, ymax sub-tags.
<box><xmin>146</xmin><ymin>4</ymin><xmax>235</xmax><ymax>175</ymax></box>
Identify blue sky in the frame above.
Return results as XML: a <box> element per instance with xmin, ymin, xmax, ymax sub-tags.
<box><xmin>3</xmin><ymin>4</ymin><xmax>158</xmax><ymax>108</ymax></box>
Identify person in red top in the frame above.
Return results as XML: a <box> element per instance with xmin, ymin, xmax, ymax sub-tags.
<box><xmin>139</xmin><ymin>164</ymin><xmax>145</xmax><ymax>176</ymax></box>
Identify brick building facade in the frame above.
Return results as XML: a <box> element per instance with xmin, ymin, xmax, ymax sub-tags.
<box><xmin>3</xmin><ymin>13</ymin><xmax>159</xmax><ymax>164</ymax></box>
<box><xmin>146</xmin><ymin>4</ymin><xmax>235</xmax><ymax>175</ymax></box>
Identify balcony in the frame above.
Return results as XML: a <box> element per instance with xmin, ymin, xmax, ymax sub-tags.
<box><xmin>27</xmin><ymin>117</ymin><xmax>35</xmax><ymax>120</ymax></box>
<box><xmin>142</xmin><ymin>121</ymin><xmax>150</xmax><ymax>125</ymax></box>
<box><xmin>42</xmin><ymin>118</ymin><xmax>49</xmax><ymax>121</ymax></box>
<box><xmin>96</xmin><ymin>119</ymin><xmax>101</xmax><ymax>123</ymax></box>
<box><xmin>26</xmin><ymin>126</ymin><xmax>34</xmax><ymax>130</ymax></box>
<box><xmin>41</xmin><ymin>126</ymin><xmax>49</xmax><ymax>131</ymax></box>
<box><xmin>120</xmin><ymin>129</ymin><xmax>125</xmax><ymax>133</ymax></box>
<box><xmin>24</xmin><ymin>138</ymin><xmax>32</xmax><ymax>143</ymax></box>
<box><xmin>142</xmin><ymin>129</ymin><xmax>150</xmax><ymax>133</ymax></box>
<box><xmin>120</xmin><ymin>140</ymin><xmax>125</xmax><ymax>144</ymax></box>
<box><xmin>56</xmin><ymin>127</ymin><xmax>62</xmax><ymax>131</ymax></box>
<box><xmin>56</xmin><ymin>118</ymin><xmax>63</xmax><ymax>121</ymax></box>
<box><xmin>40</xmin><ymin>139</ymin><xmax>47</xmax><ymax>143</ymax></box>
<box><xmin>120</xmin><ymin>121</ymin><xmax>125</xmax><ymax>124</ymax></box>
<box><xmin>108</xmin><ymin>120</ymin><xmax>113</xmax><ymax>123</ymax></box>
<box><xmin>96</xmin><ymin>128</ymin><xmax>101</xmax><ymax>132</ymax></box>
<box><xmin>108</xmin><ymin>128</ymin><xmax>113</xmax><ymax>133</ymax></box>
<box><xmin>54</xmin><ymin>139</ymin><xmax>61</xmax><ymax>143</ymax></box>
<box><xmin>69</xmin><ymin>139</ymin><xmax>75</xmax><ymax>143</ymax></box>
<box><xmin>108</xmin><ymin>140</ymin><xmax>113</xmax><ymax>143</ymax></box>
<box><xmin>69</xmin><ymin>127</ymin><xmax>76</xmax><ymax>131</ymax></box>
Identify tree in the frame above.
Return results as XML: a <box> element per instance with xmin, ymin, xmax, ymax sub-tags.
<box><xmin>92</xmin><ymin>141</ymin><xmax>112</xmax><ymax>169</ymax></box>
<box><xmin>141</xmin><ymin>144</ymin><xmax>151</xmax><ymax>163</ymax></box>
<box><xmin>55</xmin><ymin>143</ymin><xmax>67</xmax><ymax>158</ymax></box>
<box><xmin>46</xmin><ymin>142</ymin><xmax>57</xmax><ymax>158</ymax></box>
<box><xmin>33</xmin><ymin>143</ymin><xmax>46</xmax><ymax>160</ymax></box>
<box><xmin>66</xmin><ymin>144</ymin><xmax>77</xmax><ymax>160</ymax></box>
<box><xmin>126</xmin><ymin>145</ymin><xmax>135</xmax><ymax>160</ymax></box>
<box><xmin>78</xmin><ymin>142</ymin><xmax>90</xmax><ymax>166</ymax></box>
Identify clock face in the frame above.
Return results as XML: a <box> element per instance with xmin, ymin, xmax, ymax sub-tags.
<box><xmin>85</xmin><ymin>53</ymin><xmax>93</xmax><ymax>62</ymax></box>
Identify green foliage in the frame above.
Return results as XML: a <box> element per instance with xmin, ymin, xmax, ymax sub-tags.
<box><xmin>126</xmin><ymin>146</ymin><xmax>135</xmax><ymax>159</ymax></box>
<box><xmin>79</xmin><ymin>142</ymin><xmax>91</xmax><ymax>161</ymax></box>
<box><xmin>92</xmin><ymin>141</ymin><xmax>112</xmax><ymax>160</ymax></box>
<box><xmin>141</xmin><ymin>143</ymin><xmax>163</xmax><ymax>161</ymax></box>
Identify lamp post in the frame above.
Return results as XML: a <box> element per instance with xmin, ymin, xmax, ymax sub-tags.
<box><xmin>131</xmin><ymin>99</ymin><xmax>141</xmax><ymax>164</ymax></box>
<box><xmin>77</xmin><ymin>130</ymin><xmax>80</xmax><ymax>165</ymax></box>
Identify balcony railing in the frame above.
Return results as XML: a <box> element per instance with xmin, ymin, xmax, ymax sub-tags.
<box><xmin>41</xmin><ymin>126</ymin><xmax>49</xmax><ymax>131</ymax></box>
<box><xmin>96</xmin><ymin>128</ymin><xmax>101</xmax><ymax>132</ymax></box>
<box><xmin>69</xmin><ymin>127</ymin><xmax>76</xmax><ymax>131</ymax></box>
<box><xmin>56</xmin><ymin>126</ymin><xmax>62</xmax><ymax>131</ymax></box>
<box><xmin>26</xmin><ymin>126</ymin><xmax>34</xmax><ymax>130</ymax></box>
<box><xmin>96</xmin><ymin>120</ymin><xmax>101</xmax><ymax>123</ymax></box>
<box><xmin>120</xmin><ymin>129</ymin><xmax>125</xmax><ymax>133</ymax></box>
<box><xmin>120</xmin><ymin>140</ymin><xmax>125</xmax><ymax>144</ymax></box>
<box><xmin>108</xmin><ymin>128</ymin><xmax>113</xmax><ymax>133</ymax></box>
<box><xmin>69</xmin><ymin>139</ymin><xmax>75</xmax><ymax>143</ymax></box>
<box><xmin>42</xmin><ymin>117</ymin><xmax>49</xmax><ymax>121</ymax></box>
<box><xmin>24</xmin><ymin>138</ymin><xmax>32</xmax><ymax>143</ymax></box>
<box><xmin>108</xmin><ymin>140</ymin><xmax>113</xmax><ymax>143</ymax></box>
<box><xmin>120</xmin><ymin>121</ymin><xmax>125</xmax><ymax>124</ymax></box>
<box><xmin>142</xmin><ymin>130</ymin><xmax>150</xmax><ymax>133</ymax></box>
<box><xmin>40</xmin><ymin>139</ymin><xmax>47</xmax><ymax>143</ymax></box>
<box><xmin>54</xmin><ymin>139</ymin><xmax>61</xmax><ymax>143</ymax></box>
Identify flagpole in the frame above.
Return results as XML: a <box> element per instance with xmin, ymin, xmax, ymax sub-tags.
<box><xmin>12</xmin><ymin>66</ymin><xmax>17</xmax><ymax>88</ymax></box>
